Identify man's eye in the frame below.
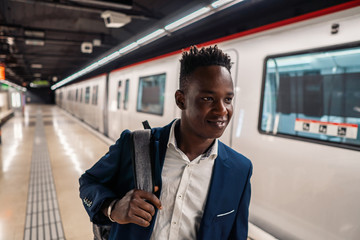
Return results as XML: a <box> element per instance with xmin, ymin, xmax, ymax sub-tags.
<box><xmin>202</xmin><ymin>97</ymin><xmax>213</xmax><ymax>101</ymax></box>
<box><xmin>225</xmin><ymin>97</ymin><xmax>233</xmax><ymax>103</ymax></box>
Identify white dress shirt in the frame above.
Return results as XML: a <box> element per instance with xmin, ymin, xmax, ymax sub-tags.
<box><xmin>150</xmin><ymin>119</ymin><xmax>218</xmax><ymax>240</ymax></box>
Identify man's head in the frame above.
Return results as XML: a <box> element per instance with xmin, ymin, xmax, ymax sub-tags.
<box><xmin>176</xmin><ymin>45</ymin><xmax>234</xmax><ymax>140</ymax></box>
<box><xmin>179</xmin><ymin>45</ymin><xmax>232</xmax><ymax>92</ymax></box>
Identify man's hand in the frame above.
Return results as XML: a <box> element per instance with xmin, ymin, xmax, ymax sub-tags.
<box><xmin>110</xmin><ymin>188</ymin><xmax>162</xmax><ymax>227</ymax></box>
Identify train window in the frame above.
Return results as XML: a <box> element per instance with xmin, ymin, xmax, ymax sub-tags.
<box><xmin>11</xmin><ymin>92</ymin><xmax>21</xmax><ymax>107</ymax></box>
<box><xmin>92</xmin><ymin>85</ymin><xmax>98</xmax><ymax>105</ymax></box>
<box><xmin>124</xmin><ymin>79</ymin><xmax>129</xmax><ymax>110</ymax></box>
<box><xmin>85</xmin><ymin>86</ymin><xmax>90</xmax><ymax>104</ymax></box>
<box><xmin>137</xmin><ymin>73</ymin><xmax>166</xmax><ymax>115</ymax></box>
<box><xmin>260</xmin><ymin>44</ymin><xmax>360</xmax><ymax>149</ymax></box>
<box><xmin>75</xmin><ymin>89</ymin><xmax>78</xmax><ymax>102</ymax></box>
<box><xmin>117</xmin><ymin>81</ymin><xmax>122</xmax><ymax>109</ymax></box>
<box><xmin>80</xmin><ymin>88</ymin><xmax>83</xmax><ymax>103</ymax></box>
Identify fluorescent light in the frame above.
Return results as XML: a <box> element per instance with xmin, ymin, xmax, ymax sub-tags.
<box><xmin>165</xmin><ymin>7</ymin><xmax>210</xmax><ymax>31</ymax></box>
<box><xmin>211</xmin><ymin>0</ymin><xmax>235</xmax><ymax>8</ymax></box>
<box><xmin>136</xmin><ymin>29</ymin><xmax>166</xmax><ymax>45</ymax></box>
<box><xmin>119</xmin><ymin>42</ymin><xmax>138</xmax><ymax>54</ymax></box>
<box><xmin>25</xmin><ymin>39</ymin><xmax>45</xmax><ymax>46</ymax></box>
<box><xmin>31</xmin><ymin>64</ymin><xmax>43</xmax><ymax>69</ymax></box>
<box><xmin>24</xmin><ymin>30</ymin><xmax>45</xmax><ymax>38</ymax></box>
<box><xmin>97</xmin><ymin>51</ymin><xmax>120</xmax><ymax>65</ymax></box>
<box><xmin>0</xmin><ymin>80</ymin><xmax>26</xmax><ymax>92</ymax></box>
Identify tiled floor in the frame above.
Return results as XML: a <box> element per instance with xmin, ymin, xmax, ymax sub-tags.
<box><xmin>24</xmin><ymin>109</ymin><xmax>65</xmax><ymax>240</ymax></box>
<box><xmin>0</xmin><ymin>105</ymin><xmax>110</xmax><ymax>240</ymax></box>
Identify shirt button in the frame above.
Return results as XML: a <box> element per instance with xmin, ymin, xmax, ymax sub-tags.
<box><xmin>172</xmin><ymin>221</ymin><xmax>177</xmax><ymax>225</ymax></box>
<box><xmin>178</xmin><ymin>194</ymin><xmax>182</xmax><ymax>199</ymax></box>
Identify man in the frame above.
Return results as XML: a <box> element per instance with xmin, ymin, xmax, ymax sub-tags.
<box><xmin>79</xmin><ymin>45</ymin><xmax>252</xmax><ymax>239</ymax></box>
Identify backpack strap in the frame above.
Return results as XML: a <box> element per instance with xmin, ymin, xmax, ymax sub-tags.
<box><xmin>131</xmin><ymin>122</ymin><xmax>154</xmax><ymax>193</ymax></box>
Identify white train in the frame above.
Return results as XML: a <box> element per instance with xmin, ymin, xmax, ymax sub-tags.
<box><xmin>56</xmin><ymin>3</ymin><xmax>360</xmax><ymax>240</ymax></box>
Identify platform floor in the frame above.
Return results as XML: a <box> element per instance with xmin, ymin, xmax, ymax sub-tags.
<box><xmin>0</xmin><ymin>104</ymin><xmax>110</xmax><ymax>240</ymax></box>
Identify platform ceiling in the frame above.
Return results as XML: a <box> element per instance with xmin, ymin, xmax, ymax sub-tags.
<box><xmin>0</xmin><ymin>0</ymin><xmax>353</xmax><ymax>88</ymax></box>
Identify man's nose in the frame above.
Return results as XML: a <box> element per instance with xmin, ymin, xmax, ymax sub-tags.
<box><xmin>213</xmin><ymin>100</ymin><xmax>227</xmax><ymax>116</ymax></box>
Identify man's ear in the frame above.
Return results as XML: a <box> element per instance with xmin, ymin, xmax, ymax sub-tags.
<box><xmin>175</xmin><ymin>90</ymin><xmax>186</xmax><ymax>110</ymax></box>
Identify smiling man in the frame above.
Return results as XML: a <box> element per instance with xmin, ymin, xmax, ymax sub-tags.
<box><xmin>79</xmin><ymin>45</ymin><xmax>253</xmax><ymax>240</ymax></box>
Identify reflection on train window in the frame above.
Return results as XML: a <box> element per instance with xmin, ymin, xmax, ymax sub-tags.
<box><xmin>11</xmin><ymin>92</ymin><xmax>21</xmax><ymax>107</ymax></box>
<box><xmin>124</xmin><ymin>79</ymin><xmax>129</xmax><ymax>110</ymax></box>
<box><xmin>137</xmin><ymin>73</ymin><xmax>166</xmax><ymax>115</ymax></box>
<box><xmin>85</xmin><ymin>86</ymin><xmax>90</xmax><ymax>104</ymax></box>
<box><xmin>261</xmin><ymin>45</ymin><xmax>360</xmax><ymax>149</ymax></box>
<box><xmin>92</xmin><ymin>85</ymin><xmax>98</xmax><ymax>105</ymax></box>
<box><xmin>117</xmin><ymin>81</ymin><xmax>122</xmax><ymax>109</ymax></box>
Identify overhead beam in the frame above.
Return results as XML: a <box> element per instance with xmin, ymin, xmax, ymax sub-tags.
<box><xmin>0</xmin><ymin>23</ymin><xmax>112</xmax><ymax>37</ymax></box>
<box><xmin>9</xmin><ymin>0</ymin><xmax>155</xmax><ymax>20</ymax></box>
<box><xmin>68</xmin><ymin>0</ymin><xmax>132</xmax><ymax>10</ymax></box>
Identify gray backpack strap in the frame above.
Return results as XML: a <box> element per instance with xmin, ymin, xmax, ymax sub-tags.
<box><xmin>132</xmin><ymin>129</ymin><xmax>153</xmax><ymax>193</ymax></box>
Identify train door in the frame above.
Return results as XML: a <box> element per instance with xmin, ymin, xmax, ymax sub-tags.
<box><xmin>219</xmin><ymin>49</ymin><xmax>239</xmax><ymax>146</ymax></box>
<box><xmin>113</xmin><ymin>78</ymin><xmax>130</xmax><ymax>135</ymax></box>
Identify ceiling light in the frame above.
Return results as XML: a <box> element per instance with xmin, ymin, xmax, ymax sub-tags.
<box><xmin>119</xmin><ymin>42</ymin><xmax>138</xmax><ymax>54</ymax></box>
<box><xmin>33</xmin><ymin>73</ymin><xmax>41</xmax><ymax>77</ymax></box>
<box><xmin>0</xmin><ymin>80</ymin><xmax>26</xmax><ymax>92</ymax></box>
<box><xmin>136</xmin><ymin>29</ymin><xmax>166</xmax><ymax>45</ymax></box>
<box><xmin>25</xmin><ymin>39</ymin><xmax>45</xmax><ymax>46</ymax></box>
<box><xmin>165</xmin><ymin>7</ymin><xmax>211</xmax><ymax>31</ymax></box>
<box><xmin>97</xmin><ymin>51</ymin><xmax>120</xmax><ymax>65</ymax></box>
<box><xmin>211</xmin><ymin>0</ymin><xmax>237</xmax><ymax>8</ymax></box>
<box><xmin>24</xmin><ymin>30</ymin><xmax>45</xmax><ymax>38</ymax></box>
<box><xmin>31</xmin><ymin>64</ymin><xmax>43</xmax><ymax>69</ymax></box>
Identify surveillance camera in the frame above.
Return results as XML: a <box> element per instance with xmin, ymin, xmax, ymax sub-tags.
<box><xmin>101</xmin><ymin>11</ymin><xmax>131</xmax><ymax>28</ymax></box>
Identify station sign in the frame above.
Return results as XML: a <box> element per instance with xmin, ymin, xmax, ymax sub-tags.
<box><xmin>295</xmin><ymin>118</ymin><xmax>358</xmax><ymax>139</ymax></box>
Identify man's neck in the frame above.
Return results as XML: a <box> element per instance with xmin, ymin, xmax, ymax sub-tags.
<box><xmin>175</xmin><ymin>121</ymin><xmax>215</xmax><ymax>161</ymax></box>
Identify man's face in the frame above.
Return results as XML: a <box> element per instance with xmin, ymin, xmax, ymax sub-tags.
<box><xmin>178</xmin><ymin>65</ymin><xmax>234</xmax><ymax>140</ymax></box>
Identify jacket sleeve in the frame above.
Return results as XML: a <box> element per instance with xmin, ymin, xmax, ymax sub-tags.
<box><xmin>79</xmin><ymin>129</ymin><xmax>133</xmax><ymax>224</ymax></box>
<box><xmin>229</xmin><ymin>162</ymin><xmax>253</xmax><ymax>239</ymax></box>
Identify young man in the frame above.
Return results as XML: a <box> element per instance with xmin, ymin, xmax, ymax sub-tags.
<box><xmin>79</xmin><ymin>45</ymin><xmax>252</xmax><ymax>239</ymax></box>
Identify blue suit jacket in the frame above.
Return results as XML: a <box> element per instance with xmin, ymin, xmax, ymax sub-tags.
<box><xmin>79</xmin><ymin>121</ymin><xmax>252</xmax><ymax>240</ymax></box>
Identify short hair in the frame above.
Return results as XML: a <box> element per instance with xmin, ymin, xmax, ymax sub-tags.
<box><xmin>179</xmin><ymin>45</ymin><xmax>232</xmax><ymax>91</ymax></box>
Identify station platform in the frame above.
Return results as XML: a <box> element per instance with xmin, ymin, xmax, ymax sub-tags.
<box><xmin>0</xmin><ymin>104</ymin><xmax>110</xmax><ymax>240</ymax></box>
<box><xmin>0</xmin><ymin>104</ymin><xmax>272</xmax><ymax>240</ymax></box>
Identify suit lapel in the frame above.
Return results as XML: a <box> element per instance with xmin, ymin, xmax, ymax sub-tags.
<box><xmin>199</xmin><ymin>142</ymin><xmax>234</xmax><ymax>232</ymax></box>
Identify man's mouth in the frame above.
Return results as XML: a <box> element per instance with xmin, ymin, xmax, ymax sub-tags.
<box><xmin>207</xmin><ymin>120</ymin><xmax>227</xmax><ymax>128</ymax></box>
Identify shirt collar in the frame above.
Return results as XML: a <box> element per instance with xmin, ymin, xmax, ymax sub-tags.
<box><xmin>167</xmin><ymin>119</ymin><xmax>218</xmax><ymax>161</ymax></box>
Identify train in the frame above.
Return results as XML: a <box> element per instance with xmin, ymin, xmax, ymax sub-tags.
<box><xmin>0</xmin><ymin>80</ymin><xmax>26</xmax><ymax>123</ymax></box>
<box><xmin>55</xmin><ymin>3</ymin><xmax>360</xmax><ymax>240</ymax></box>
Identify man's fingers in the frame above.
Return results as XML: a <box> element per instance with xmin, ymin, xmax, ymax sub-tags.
<box><xmin>131</xmin><ymin>207</ymin><xmax>153</xmax><ymax>222</ymax></box>
<box><xmin>134</xmin><ymin>189</ymin><xmax>162</xmax><ymax>210</ymax></box>
<box><xmin>111</xmin><ymin>189</ymin><xmax>162</xmax><ymax>227</ymax></box>
<box><xmin>133</xmin><ymin>198</ymin><xmax>156</xmax><ymax>216</ymax></box>
<box><xmin>130</xmin><ymin>215</ymin><xmax>151</xmax><ymax>227</ymax></box>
